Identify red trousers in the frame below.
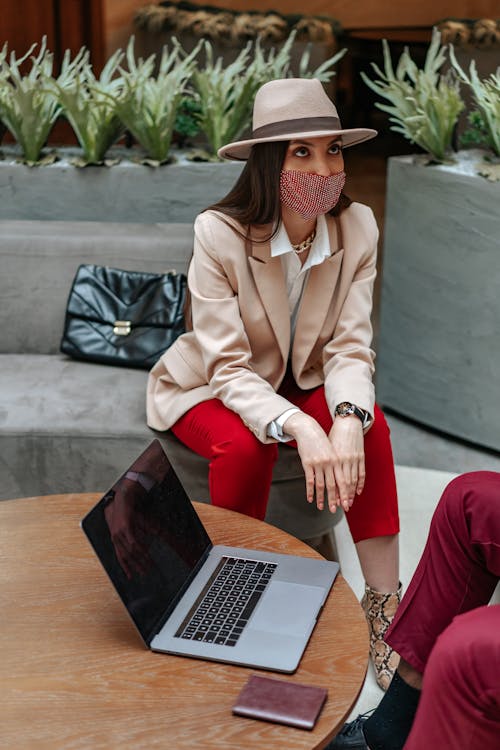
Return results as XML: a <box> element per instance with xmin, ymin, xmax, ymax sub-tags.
<box><xmin>386</xmin><ymin>472</ymin><xmax>500</xmax><ymax>749</ymax></box>
<box><xmin>171</xmin><ymin>378</ymin><xmax>399</xmax><ymax>544</ymax></box>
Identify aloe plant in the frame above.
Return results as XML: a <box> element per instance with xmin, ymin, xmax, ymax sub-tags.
<box><xmin>449</xmin><ymin>47</ymin><xmax>500</xmax><ymax>157</ymax></box>
<box><xmin>361</xmin><ymin>29</ymin><xmax>464</xmax><ymax>162</ymax></box>
<box><xmin>247</xmin><ymin>31</ymin><xmax>295</xmax><ymax>87</ymax></box>
<box><xmin>189</xmin><ymin>40</ymin><xmax>258</xmax><ymax>157</ymax></box>
<box><xmin>249</xmin><ymin>30</ymin><xmax>346</xmax><ymax>86</ymax></box>
<box><xmin>49</xmin><ymin>47</ymin><xmax>125</xmax><ymax>164</ymax></box>
<box><xmin>296</xmin><ymin>42</ymin><xmax>347</xmax><ymax>82</ymax></box>
<box><xmin>111</xmin><ymin>37</ymin><xmax>200</xmax><ymax>163</ymax></box>
<box><xmin>191</xmin><ymin>32</ymin><xmax>347</xmax><ymax>157</ymax></box>
<box><xmin>0</xmin><ymin>38</ymin><xmax>61</xmax><ymax>163</ymax></box>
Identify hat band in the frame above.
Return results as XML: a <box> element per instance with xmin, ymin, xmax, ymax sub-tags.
<box><xmin>252</xmin><ymin>116</ymin><xmax>342</xmax><ymax>139</ymax></box>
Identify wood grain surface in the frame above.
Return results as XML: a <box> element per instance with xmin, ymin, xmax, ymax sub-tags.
<box><xmin>0</xmin><ymin>494</ymin><xmax>368</xmax><ymax>750</ymax></box>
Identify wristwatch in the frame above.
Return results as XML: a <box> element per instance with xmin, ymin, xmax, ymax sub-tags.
<box><xmin>335</xmin><ymin>401</ymin><xmax>371</xmax><ymax>428</ymax></box>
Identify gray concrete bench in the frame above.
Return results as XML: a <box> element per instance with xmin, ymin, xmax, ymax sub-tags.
<box><xmin>0</xmin><ymin>219</ymin><xmax>341</xmax><ymax>554</ymax></box>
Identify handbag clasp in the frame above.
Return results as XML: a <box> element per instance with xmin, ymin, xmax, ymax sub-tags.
<box><xmin>113</xmin><ymin>320</ymin><xmax>132</xmax><ymax>336</ymax></box>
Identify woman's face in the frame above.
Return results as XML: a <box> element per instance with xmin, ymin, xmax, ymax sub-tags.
<box><xmin>282</xmin><ymin>135</ymin><xmax>344</xmax><ymax>176</ymax></box>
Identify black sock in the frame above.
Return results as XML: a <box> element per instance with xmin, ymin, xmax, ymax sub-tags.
<box><xmin>363</xmin><ymin>671</ymin><xmax>421</xmax><ymax>750</ymax></box>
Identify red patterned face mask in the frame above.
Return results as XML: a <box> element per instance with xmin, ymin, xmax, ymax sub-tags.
<box><xmin>279</xmin><ymin>169</ymin><xmax>346</xmax><ymax>220</ymax></box>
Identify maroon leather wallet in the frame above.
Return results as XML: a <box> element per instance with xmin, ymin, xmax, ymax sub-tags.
<box><xmin>232</xmin><ymin>674</ymin><xmax>328</xmax><ymax>730</ymax></box>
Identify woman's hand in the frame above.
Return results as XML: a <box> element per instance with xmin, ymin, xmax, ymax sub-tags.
<box><xmin>282</xmin><ymin>412</ymin><xmax>340</xmax><ymax>513</ymax></box>
<box><xmin>328</xmin><ymin>416</ymin><xmax>365</xmax><ymax>511</ymax></box>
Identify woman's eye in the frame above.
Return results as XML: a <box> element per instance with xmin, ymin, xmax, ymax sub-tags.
<box><xmin>329</xmin><ymin>144</ymin><xmax>341</xmax><ymax>154</ymax></box>
<box><xmin>293</xmin><ymin>147</ymin><xmax>309</xmax><ymax>157</ymax></box>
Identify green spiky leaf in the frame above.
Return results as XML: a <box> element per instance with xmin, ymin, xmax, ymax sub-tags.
<box><xmin>360</xmin><ymin>28</ymin><xmax>464</xmax><ymax>162</ymax></box>
<box><xmin>108</xmin><ymin>36</ymin><xmax>201</xmax><ymax>163</ymax></box>
<box><xmin>191</xmin><ymin>32</ymin><xmax>347</xmax><ymax>158</ymax></box>
<box><xmin>0</xmin><ymin>38</ymin><xmax>61</xmax><ymax>162</ymax></box>
<box><xmin>450</xmin><ymin>47</ymin><xmax>500</xmax><ymax>157</ymax></box>
<box><xmin>47</xmin><ymin>46</ymin><xmax>125</xmax><ymax>164</ymax></box>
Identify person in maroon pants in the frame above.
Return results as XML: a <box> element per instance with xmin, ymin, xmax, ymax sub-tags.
<box><xmin>330</xmin><ymin>471</ymin><xmax>500</xmax><ymax>749</ymax></box>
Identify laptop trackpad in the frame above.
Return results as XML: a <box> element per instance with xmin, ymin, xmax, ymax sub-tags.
<box><xmin>250</xmin><ymin>581</ymin><xmax>324</xmax><ymax>636</ymax></box>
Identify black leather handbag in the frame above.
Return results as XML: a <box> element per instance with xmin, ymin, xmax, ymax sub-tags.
<box><xmin>60</xmin><ymin>264</ymin><xmax>187</xmax><ymax>369</ymax></box>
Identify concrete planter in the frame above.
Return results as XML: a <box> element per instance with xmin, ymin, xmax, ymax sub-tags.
<box><xmin>377</xmin><ymin>150</ymin><xmax>500</xmax><ymax>451</ymax></box>
<box><xmin>0</xmin><ymin>147</ymin><xmax>243</xmax><ymax>223</ymax></box>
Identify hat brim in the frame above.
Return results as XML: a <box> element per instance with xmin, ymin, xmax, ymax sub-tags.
<box><xmin>218</xmin><ymin>127</ymin><xmax>377</xmax><ymax>161</ymax></box>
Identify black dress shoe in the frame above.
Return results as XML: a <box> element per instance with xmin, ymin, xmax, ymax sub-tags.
<box><xmin>326</xmin><ymin>711</ymin><xmax>373</xmax><ymax>749</ymax></box>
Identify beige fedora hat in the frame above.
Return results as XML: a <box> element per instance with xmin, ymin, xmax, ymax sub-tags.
<box><xmin>218</xmin><ymin>78</ymin><xmax>377</xmax><ymax>161</ymax></box>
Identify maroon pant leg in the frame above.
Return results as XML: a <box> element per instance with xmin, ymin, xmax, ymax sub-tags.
<box><xmin>404</xmin><ymin>605</ymin><xmax>500</xmax><ymax>749</ymax></box>
<box><xmin>386</xmin><ymin>471</ymin><xmax>500</xmax><ymax>673</ymax></box>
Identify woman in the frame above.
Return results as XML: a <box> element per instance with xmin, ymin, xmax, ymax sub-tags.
<box><xmin>147</xmin><ymin>78</ymin><xmax>400</xmax><ymax>689</ymax></box>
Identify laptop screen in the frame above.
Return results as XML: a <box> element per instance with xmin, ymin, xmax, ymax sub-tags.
<box><xmin>81</xmin><ymin>440</ymin><xmax>212</xmax><ymax>645</ymax></box>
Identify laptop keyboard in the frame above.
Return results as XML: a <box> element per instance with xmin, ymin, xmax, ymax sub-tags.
<box><xmin>175</xmin><ymin>556</ymin><xmax>277</xmax><ymax>647</ymax></box>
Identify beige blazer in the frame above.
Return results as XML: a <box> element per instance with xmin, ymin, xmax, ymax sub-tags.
<box><xmin>147</xmin><ymin>202</ymin><xmax>377</xmax><ymax>443</ymax></box>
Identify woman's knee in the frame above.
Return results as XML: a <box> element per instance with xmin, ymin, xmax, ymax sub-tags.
<box><xmin>436</xmin><ymin>471</ymin><xmax>500</xmax><ymax>534</ymax></box>
<box><xmin>214</xmin><ymin>428</ymin><xmax>278</xmax><ymax>468</ymax></box>
<box><xmin>209</xmin><ymin>430</ymin><xmax>278</xmax><ymax>518</ymax></box>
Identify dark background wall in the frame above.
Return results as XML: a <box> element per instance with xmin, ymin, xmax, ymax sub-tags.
<box><xmin>3</xmin><ymin>1</ymin><xmax>498</xmax><ymax>67</ymax></box>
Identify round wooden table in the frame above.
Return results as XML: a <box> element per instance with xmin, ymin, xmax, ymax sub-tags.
<box><xmin>0</xmin><ymin>494</ymin><xmax>367</xmax><ymax>749</ymax></box>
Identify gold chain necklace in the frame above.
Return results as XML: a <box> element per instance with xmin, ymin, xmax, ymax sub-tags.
<box><xmin>291</xmin><ymin>227</ymin><xmax>316</xmax><ymax>254</ymax></box>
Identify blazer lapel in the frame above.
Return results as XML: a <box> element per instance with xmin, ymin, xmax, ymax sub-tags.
<box><xmin>293</xmin><ymin>217</ymin><xmax>344</xmax><ymax>368</ymax></box>
<box><xmin>247</xmin><ymin>228</ymin><xmax>290</xmax><ymax>364</ymax></box>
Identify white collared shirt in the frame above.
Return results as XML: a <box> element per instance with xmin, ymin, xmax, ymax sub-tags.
<box><xmin>271</xmin><ymin>213</ymin><xmax>331</xmax><ymax>336</ymax></box>
<box><xmin>267</xmin><ymin>215</ymin><xmax>331</xmax><ymax>441</ymax></box>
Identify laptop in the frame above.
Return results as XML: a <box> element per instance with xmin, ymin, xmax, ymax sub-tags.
<box><xmin>81</xmin><ymin>439</ymin><xmax>339</xmax><ymax>673</ymax></box>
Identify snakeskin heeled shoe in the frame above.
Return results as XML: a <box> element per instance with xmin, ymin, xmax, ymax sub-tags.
<box><xmin>361</xmin><ymin>582</ymin><xmax>402</xmax><ymax>690</ymax></box>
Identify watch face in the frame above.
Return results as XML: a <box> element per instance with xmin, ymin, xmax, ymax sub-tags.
<box><xmin>336</xmin><ymin>402</ymin><xmax>354</xmax><ymax>417</ymax></box>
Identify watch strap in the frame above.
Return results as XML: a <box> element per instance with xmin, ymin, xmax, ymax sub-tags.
<box><xmin>335</xmin><ymin>402</ymin><xmax>372</xmax><ymax>428</ymax></box>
